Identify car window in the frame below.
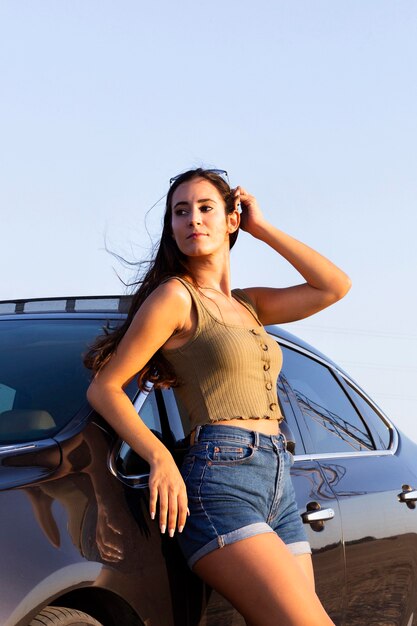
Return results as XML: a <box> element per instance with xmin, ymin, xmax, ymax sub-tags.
<box><xmin>276</xmin><ymin>373</ymin><xmax>305</xmax><ymax>455</ymax></box>
<box><xmin>136</xmin><ymin>390</ymin><xmax>162</xmax><ymax>435</ymax></box>
<box><xmin>0</xmin><ymin>383</ymin><xmax>16</xmax><ymax>413</ymax></box>
<box><xmin>161</xmin><ymin>387</ymin><xmax>188</xmax><ymax>442</ymax></box>
<box><xmin>281</xmin><ymin>346</ymin><xmax>374</xmax><ymax>454</ymax></box>
<box><xmin>0</xmin><ymin>318</ymin><xmax>124</xmax><ymax>444</ymax></box>
<box><xmin>117</xmin><ymin>390</ymin><xmax>161</xmax><ymax>476</ymax></box>
<box><xmin>344</xmin><ymin>381</ymin><xmax>391</xmax><ymax>450</ymax></box>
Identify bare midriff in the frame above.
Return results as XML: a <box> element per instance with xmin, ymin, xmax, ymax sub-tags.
<box><xmin>215</xmin><ymin>418</ymin><xmax>281</xmax><ymax>435</ymax></box>
<box><xmin>189</xmin><ymin>418</ymin><xmax>281</xmax><ymax>444</ymax></box>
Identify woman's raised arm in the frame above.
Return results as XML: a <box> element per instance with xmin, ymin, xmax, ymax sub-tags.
<box><xmin>235</xmin><ymin>186</ymin><xmax>352</xmax><ymax>325</ymax></box>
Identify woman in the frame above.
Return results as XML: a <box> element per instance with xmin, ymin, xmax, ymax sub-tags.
<box><xmin>85</xmin><ymin>168</ymin><xmax>351</xmax><ymax>626</ymax></box>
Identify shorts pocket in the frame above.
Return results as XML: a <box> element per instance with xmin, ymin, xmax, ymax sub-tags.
<box><xmin>180</xmin><ymin>455</ymin><xmax>195</xmax><ymax>483</ymax></box>
<box><xmin>207</xmin><ymin>441</ymin><xmax>256</xmax><ymax>465</ymax></box>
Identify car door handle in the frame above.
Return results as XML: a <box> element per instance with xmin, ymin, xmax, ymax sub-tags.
<box><xmin>302</xmin><ymin>508</ymin><xmax>335</xmax><ymax>523</ymax></box>
<box><xmin>398</xmin><ymin>485</ymin><xmax>417</xmax><ymax>508</ymax></box>
<box><xmin>301</xmin><ymin>502</ymin><xmax>335</xmax><ymax>531</ymax></box>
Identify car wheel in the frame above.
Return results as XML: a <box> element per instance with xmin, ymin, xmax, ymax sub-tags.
<box><xmin>29</xmin><ymin>606</ymin><xmax>103</xmax><ymax>626</ymax></box>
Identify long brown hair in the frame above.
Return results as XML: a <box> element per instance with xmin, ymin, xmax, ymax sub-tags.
<box><xmin>84</xmin><ymin>168</ymin><xmax>238</xmax><ymax>390</ymax></box>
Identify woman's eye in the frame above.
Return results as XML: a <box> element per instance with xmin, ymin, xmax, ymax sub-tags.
<box><xmin>200</xmin><ymin>205</ymin><xmax>213</xmax><ymax>212</ymax></box>
<box><xmin>174</xmin><ymin>209</ymin><xmax>188</xmax><ymax>216</ymax></box>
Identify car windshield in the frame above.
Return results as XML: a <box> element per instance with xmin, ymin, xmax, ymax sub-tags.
<box><xmin>0</xmin><ymin>318</ymin><xmax>118</xmax><ymax>444</ymax></box>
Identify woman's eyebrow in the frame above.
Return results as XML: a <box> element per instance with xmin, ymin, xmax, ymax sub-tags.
<box><xmin>173</xmin><ymin>198</ymin><xmax>218</xmax><ymax>209</ymax></box>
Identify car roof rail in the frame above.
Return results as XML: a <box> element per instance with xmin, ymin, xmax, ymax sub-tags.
<box><xmin>0</xmin><ymin>295</ymin><xmax>132</xmax><ymax>315</ymax></box>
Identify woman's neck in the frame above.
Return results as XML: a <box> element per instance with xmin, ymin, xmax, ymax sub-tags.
<box><xmin>185</xmin><ymin>252</ymin><xmax>232</xmax><ymax>295</ymax></box>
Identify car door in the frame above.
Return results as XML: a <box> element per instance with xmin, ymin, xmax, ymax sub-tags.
<box><xmin>280</xmin><ymin>344</ymin><xmax>417</xmax><ymax>626</ymax></box>
<box><xmin>277</xmin><ymin>369</ymin><xmax>346</xmax><ymax>625</ymax></box>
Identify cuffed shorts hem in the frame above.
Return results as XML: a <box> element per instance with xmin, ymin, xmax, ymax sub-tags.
<box><xmin>188</xmin><ymin>521</ymin><xmax>274</xmax><ymax>569</ymax></box>
<box><xmin>287</xmin><ymin>540</ymin><xmax>312</xmax><ymax>556</ymax></box>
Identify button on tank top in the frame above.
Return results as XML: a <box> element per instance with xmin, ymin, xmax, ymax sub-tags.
<box><xmin>161</xmin><ymin>277</ymin><xmax>284</xmax><ymax>435</ymax></box>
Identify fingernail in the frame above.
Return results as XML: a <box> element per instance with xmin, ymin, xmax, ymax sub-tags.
<box><xmin>178</xmin><ymin>525</ymin><xmax>184</xmax><ymax>533</ymax></box>
<box><xmin>160</xmin><ymin>524</ymin><xmax>166</xmax><ymax>534</ymax></box>
<box><xmin>150</xmin><ymin>511</ymin><xmax>155</xmax><ymax>520</ymax></box>
<box><xmin>169</xmin><ymin>528</ymin><xmax>175</xmax><ymax>538</ymax></box>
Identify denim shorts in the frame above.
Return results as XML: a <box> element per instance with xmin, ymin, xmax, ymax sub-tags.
<box><xmin>177</xmin><ymin>424</ymin><xmax>311</xmax><ymax>570</ymax></box>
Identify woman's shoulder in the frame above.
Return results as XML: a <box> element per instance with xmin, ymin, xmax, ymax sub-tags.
<box><xmin>149</xmin><ymin>277</ymin><xmax>193</xmax><ymax>307</ymax></box>
<box><xmin>128</xmin><ymin>278</ymin><xmax>193</xmax><ymax>339</ymax></box>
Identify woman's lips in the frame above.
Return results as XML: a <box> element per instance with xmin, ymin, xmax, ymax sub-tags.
<box><xmin>187</xmin><ymin>233</ymin><xmax>208</xmax><ymax>239</ymax></box>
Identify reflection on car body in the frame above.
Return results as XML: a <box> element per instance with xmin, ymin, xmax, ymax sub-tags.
<box><xmin>0</xmin><ymin>296</ymin><xmax>416</xmax><ymax>626</ymax></box>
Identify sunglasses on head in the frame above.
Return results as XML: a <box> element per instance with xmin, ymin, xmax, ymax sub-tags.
<box><xmin>169</xmin><ymin>169</ymin><xmax>230</xmax><ymax>187</ymax></box>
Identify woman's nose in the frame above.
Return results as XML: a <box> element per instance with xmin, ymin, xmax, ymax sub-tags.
<box><xmin>188</xmin><ymin>210</ymin><xmax>202</xmax><ymax>225</ymax></box>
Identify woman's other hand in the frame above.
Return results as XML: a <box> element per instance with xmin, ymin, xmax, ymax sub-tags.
<box><xmin>149</xmin><ymin>449</ymin><xmax>188</xmax><ymax>536</ymax></box>
<box><xmin>234</xmin><ymin>186</ymin><xmax>266</xmax><ymax>236</ymax></box>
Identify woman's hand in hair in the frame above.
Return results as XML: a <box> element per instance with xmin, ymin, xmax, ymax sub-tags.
<box><xmin>148</xmin><ymin>449</ymin><xmax>188</xmax><ymax>537</ymax></box>
<box><xmin>234</xmin><ymin>186</ymin><xmax>267</xmax><ymax>237</ymax></box>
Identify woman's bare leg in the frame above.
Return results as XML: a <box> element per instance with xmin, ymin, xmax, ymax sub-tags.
<box><xmin>295</xmin><ymin>553</ymin><xmax>316</xmax><ymax>591</ymax></box>
<box><xmin>193</xmin><ymin>533</ymin><xmax>334</xmax><ymax>626</ymax></box>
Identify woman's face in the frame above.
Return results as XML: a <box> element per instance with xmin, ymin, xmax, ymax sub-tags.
<box><xmin>170</xmin><ymin>178</ymin><xmax>239</xmax><ymax>257</ymax></box>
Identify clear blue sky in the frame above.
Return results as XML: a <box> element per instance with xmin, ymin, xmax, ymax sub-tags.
<box><xmin>1</xmin><ymin>1</ymin><xmax>416</xmax><ymax>441</ymax></box>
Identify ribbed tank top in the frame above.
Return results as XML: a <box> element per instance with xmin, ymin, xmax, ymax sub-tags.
<box><xmin>161</xmin><ymin>277</ymin><xmax>284</xmax><ymax>435</ymax></box>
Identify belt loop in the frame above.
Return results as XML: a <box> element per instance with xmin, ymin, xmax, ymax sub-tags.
<box><xmin>194</xmin><ymin>425</ymin><xmax>202</xmax><ymax>443</ymax></box>
<box><xmin>253</xmin><ymin>431</ymin><xmax>259</xmax><ymax>449</ymax></box>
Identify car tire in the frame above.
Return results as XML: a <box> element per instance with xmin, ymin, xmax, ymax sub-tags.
<box><xmin>29</xmin><ymin>606</ymin><xmax>103</xmax><ymax>626</ymax></box>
